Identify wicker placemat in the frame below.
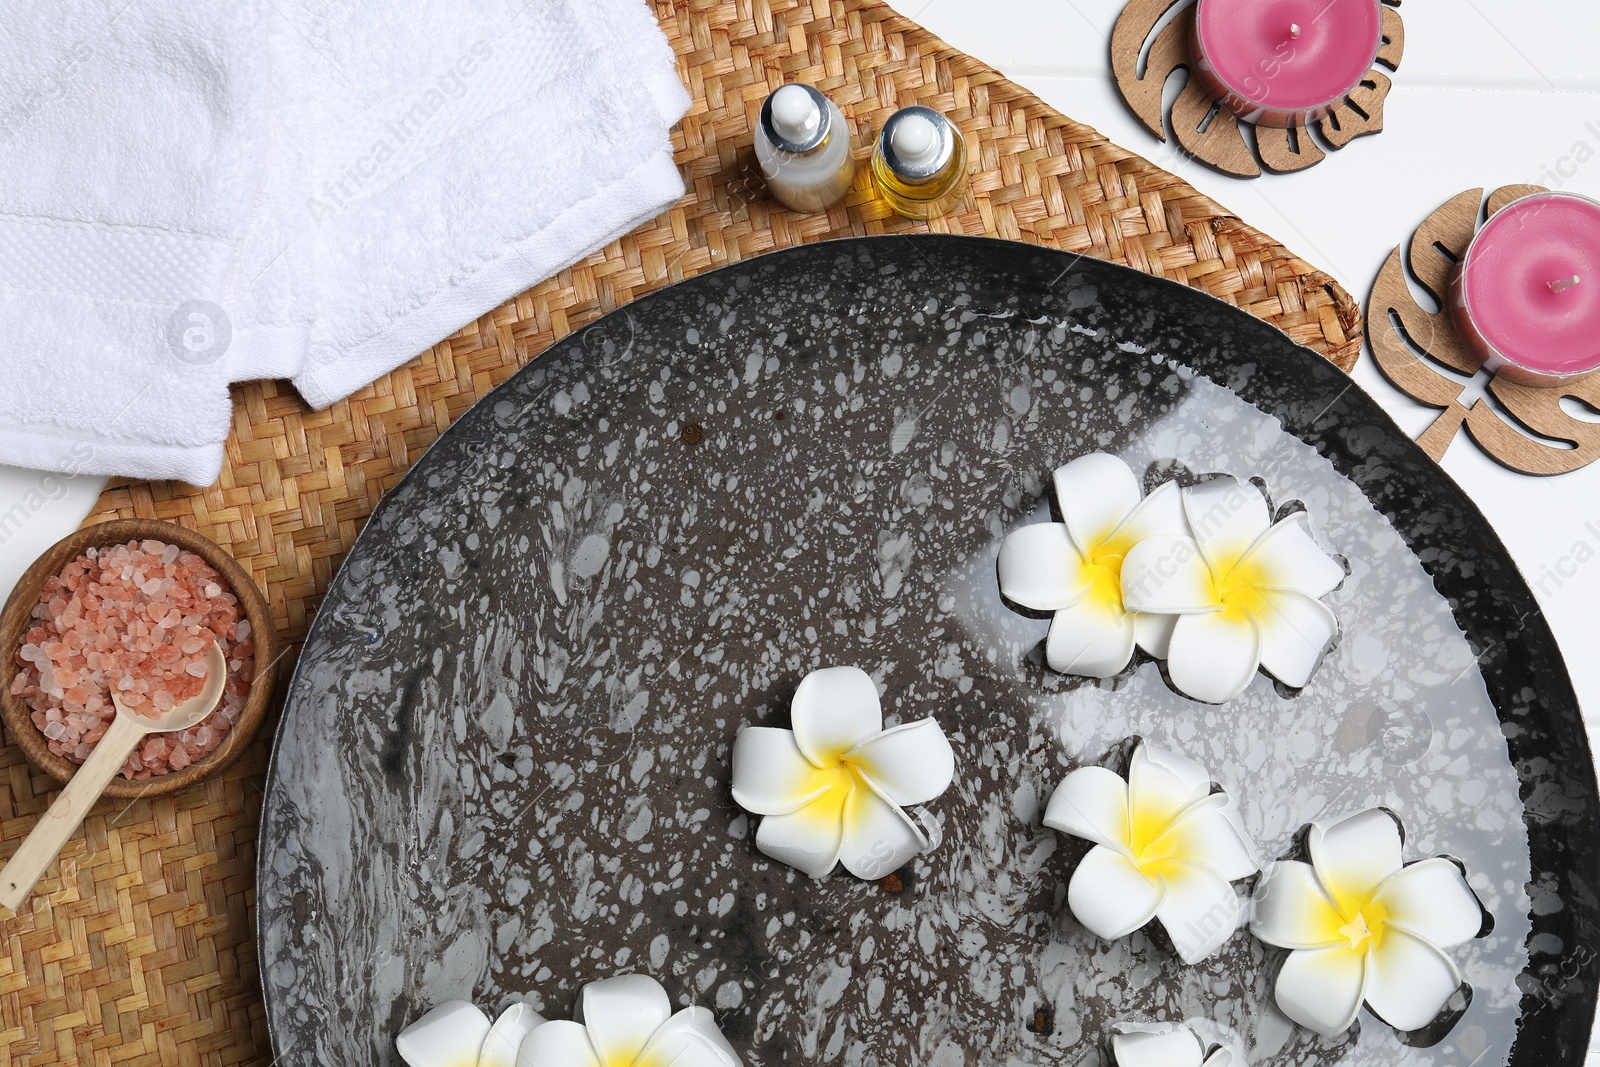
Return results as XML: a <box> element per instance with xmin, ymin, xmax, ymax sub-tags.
<box><xmin>0</xmin><ymin>1</ymin><xmax>1362</xmax><ymax>1063</ymax></box>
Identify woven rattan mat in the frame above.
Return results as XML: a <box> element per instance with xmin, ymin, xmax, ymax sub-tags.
<box><xmin>0</xmin><ymin>1</ymin><xmax>1363</xmax><ymax>1063</ymax></box>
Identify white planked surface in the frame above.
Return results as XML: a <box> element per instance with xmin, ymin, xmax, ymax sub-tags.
<box><xmin>0</xmin><ymin>1</ymin><xmax>1597</xmax><ymax>1057</ymax></box>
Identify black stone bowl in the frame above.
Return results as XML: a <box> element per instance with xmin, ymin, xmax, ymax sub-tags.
<box><xmin>259</xmin><ymin>236</ymin><xmax>1598</xmax><ymax>1067</ymax></box>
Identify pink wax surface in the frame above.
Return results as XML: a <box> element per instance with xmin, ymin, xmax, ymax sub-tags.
<box><xmin>1460</xmin><ymin>193</ymin><xmax>1600</xmax><ymax>376</ymax></box>
<box><xmin>1193</xmin><ymin>0</ymin><xmax>1382</xmax><ymax>110</ymax></box>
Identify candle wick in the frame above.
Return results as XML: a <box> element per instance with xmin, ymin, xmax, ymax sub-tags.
<box><xmin>1289</xmin><ymin>22</ymin><xmax>1301</xmax><ymax>38</ymax></box>
<box><xmin>1549</xmin><ymin>275</ymin><xmax>1583</xmax><ymax>294</ymax></box>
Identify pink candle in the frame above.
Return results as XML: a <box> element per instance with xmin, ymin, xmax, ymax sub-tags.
<box><xmin>1450</xmin><ymin>192</ymin><xmax>1600</xmax><ymax>387</ymax></box>
<box><xmin>1191</xmin><ymin>0</ymin><xmax>1383</xmax><ymax>129</ymax></box>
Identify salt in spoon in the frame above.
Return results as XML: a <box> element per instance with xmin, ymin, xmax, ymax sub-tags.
<box><xmin>0</xmin><ymin>640</ymin><xmax>227</xmax><ymax>911</ymax></box>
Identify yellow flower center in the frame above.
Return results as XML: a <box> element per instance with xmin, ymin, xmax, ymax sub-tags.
<box><xmin>1211</xmin><ymin>553</ymin><xmax>1272</xmax><ymax>622</ymax></box>
<box><xmin>790</xmin><ymin>761</ymin><xmax>868</xmax><ymax>832</ymax></box>
<box><xmin>1082</xmin><ymin>529</ymin><xmax>1140</xmax><ymax>613</ymax></box>
<box><xmin>1317</xmin><ymin>894</ymin><xmax>1390</xmax><ymax>956</ymax></box>
<box><xmin>1125</xmin><ymin>802</ymin><xmax>1190</xmax><ymax>881</ymax></box>
<box><xmin>1338</xmin><ymin>912</ymin><xmax>1373</xmax><ymax>950</ymax></box>
<box><xmin>1083</xmin><ymin>556</ymin><xmax>1125</xmax><ymax>611</ymax></box>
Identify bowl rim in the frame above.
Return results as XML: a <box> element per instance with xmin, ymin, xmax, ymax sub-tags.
<box><xmin>0</xmin><ymin>517</ymin><xmax>278</xmax><ymax>799</ymax></box>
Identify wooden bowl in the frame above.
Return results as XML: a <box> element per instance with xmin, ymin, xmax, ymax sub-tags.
<box><xmin>0</xmin><ymin>519</ymin><xmax>277</xmax><ymax>798</ymax></box>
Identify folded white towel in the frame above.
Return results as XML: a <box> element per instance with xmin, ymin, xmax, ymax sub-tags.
<box><xmin>0</xmin><ymin>0</ymin><xmax>688</xmax><ymax>485</ymax></box>
<box><xmin>0</xmin><ymin>2</ymin><xmax>272</xmax><ymax>485</ymax></box>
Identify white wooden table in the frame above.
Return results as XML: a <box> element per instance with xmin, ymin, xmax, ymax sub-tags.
<box><xmin>1</xmin><ymin>0</ymin><xmax>1597</xmax><ymax>1056</ymax></box>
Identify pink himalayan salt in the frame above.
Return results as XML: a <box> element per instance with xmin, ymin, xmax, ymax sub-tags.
<box><xmin>12</xmin><ymin>539</ymin><xmax>256</xmax><ymax>780</ymax></box>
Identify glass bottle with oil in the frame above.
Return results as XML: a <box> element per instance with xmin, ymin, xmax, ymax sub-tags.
<box><xmin>870</xmin><ymin>106</ymin><xmax>967</xmax><ymax>220</ymax></box>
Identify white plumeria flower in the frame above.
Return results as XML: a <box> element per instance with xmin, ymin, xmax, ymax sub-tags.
<box><xmin>997</xmin><ymin>453</ymin><xmax>1191</xmax><ymax>677</ymax></box>
<box><xmin>730</xmin><ymin>665</ymin><xmax>956</xmax><ymax>880</ymax></box>
<box><xmin>1112</xmin><ymin>1025</ymin><xmax>1234</xmax><ymax>1067</ymax></box>
<box><xmin>1120</xmin><ymin>475</ymin><xmax>1345</xmax><ymax>703</ymax></box>
<box><xmin>516</xmin><ymin>974</ymin><xmax>740</xmax><ymax>1067</ymax></box>
<box><xmin>1251</xmin><ymin>809</ymin><xmax>1485</xmax><ymax>1037</ymax></box>
<box><xmin>397</xmin><ymin>1000</ymin><xmax>545</xmax><ymax>1067</ymax></box>
<box><xmin>1044</xmin><ymin>741</ymin><xmax>1257</xmax><ymax>963</ymax></box>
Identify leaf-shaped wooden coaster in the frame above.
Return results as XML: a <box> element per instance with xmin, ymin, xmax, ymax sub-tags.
<box><xmin>1367</xmin><ymin>185</ymin><xmax>1600</xmax><ymax>475</ymax></box>
<box><xmin>1111</xmin><ymin>0</ymin><xmax>1404</xmax><ymax>178</ymax></box>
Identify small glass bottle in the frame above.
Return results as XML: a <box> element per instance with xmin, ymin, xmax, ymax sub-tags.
<box><xmin>754</xmin><ymin>84</ymin><xmax>855</xmax><ymax>213</ymax></box>
<box><xmin>870</xmin><ymin>106</ymin><xmax>968</xmax><ymax>220</ymax></box>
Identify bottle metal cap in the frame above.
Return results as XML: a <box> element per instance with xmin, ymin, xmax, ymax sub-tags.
<box><xmin>760</xmin><ymin>84</ymin><xmax>832</xmax><ymax>155</ymax></box>
<box><xmin>878</xmin><ymin>106</ymin><xmax>956</xmax><ymax>183</ymax></box>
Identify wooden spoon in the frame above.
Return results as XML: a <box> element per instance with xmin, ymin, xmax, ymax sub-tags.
<box><xmin>0</xmin><ymin>640</ymin><xmax>228</xmax><ymax>911</ymax></box>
